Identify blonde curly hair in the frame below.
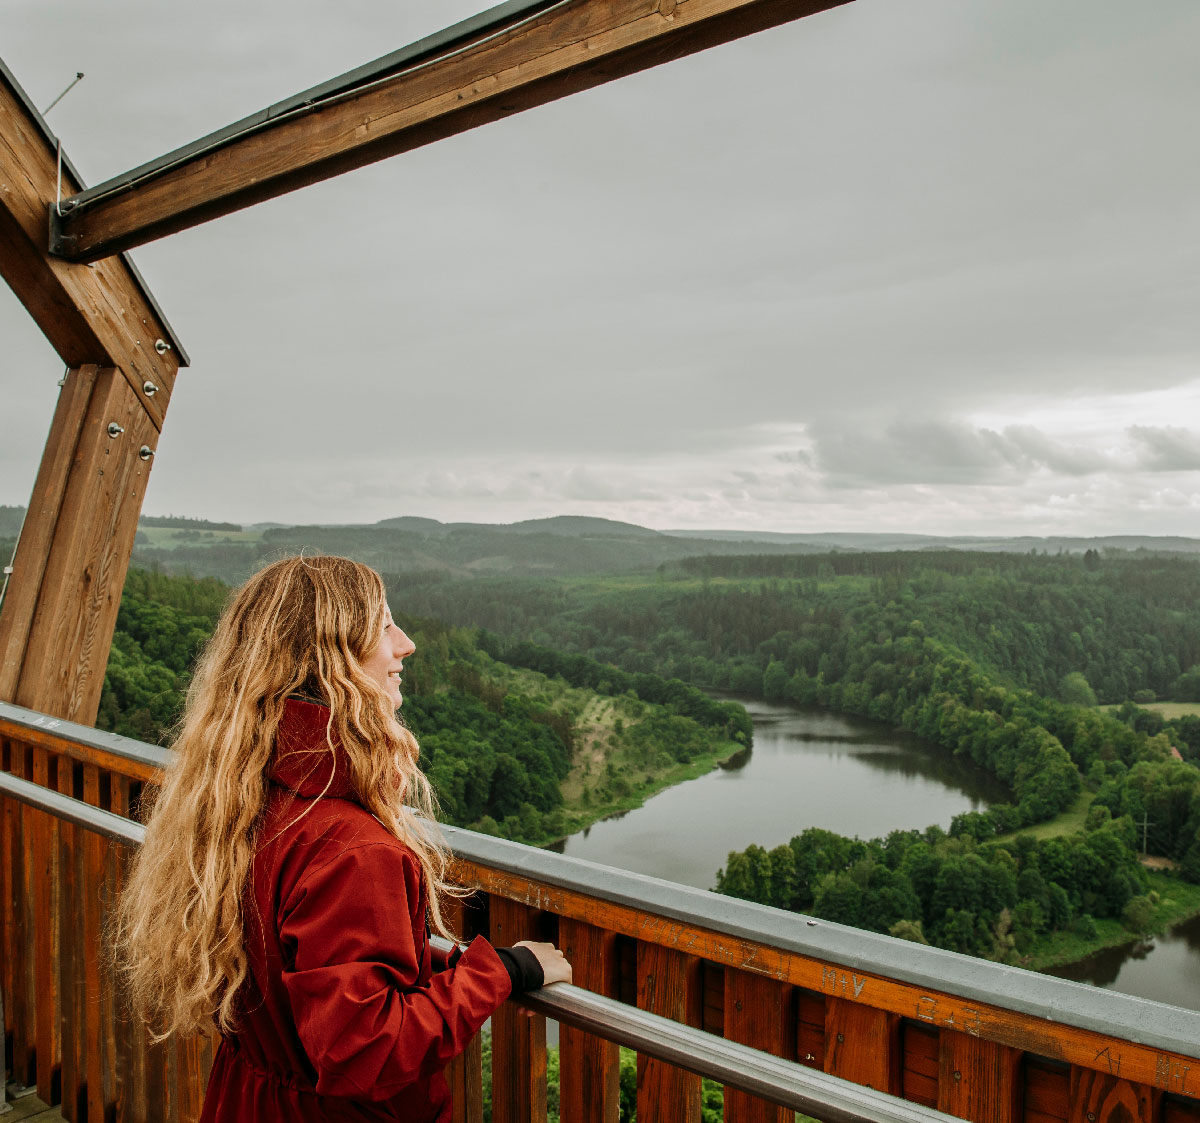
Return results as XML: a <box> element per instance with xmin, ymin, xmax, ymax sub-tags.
<box><xmin>116</xmin><ymin>555</ymin><xmax>456</xmax><ymax>1039</ymax></box>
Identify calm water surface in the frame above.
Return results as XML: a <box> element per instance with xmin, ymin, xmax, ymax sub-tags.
<box><xmin>1046</xmin><ymin>912</ymin><xmax>1200</xmax><ymax>1011</ymax></box>
<box><xmin>552</xmin><ymin>696</ymin><xmax>1200</xmax><ymax>1011</ymax></box>
<box><xmin>551</xmin><ymin>697</ymin><xmax>1008</xmax><ymax>890</ymax></box>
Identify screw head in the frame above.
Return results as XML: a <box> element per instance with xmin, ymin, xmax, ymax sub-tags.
<box><xmin>107</xmin><ymin>421</ymin><xmax>124</xmax><ymax>438</ymax></box>
<box><xmin>953</xmin><ymin>1071</ymin><xmax>962</xmax><ymax>1081</ymax></box>
<box><xmin>836</xmin><ymin>1033</ymin><xmax>844</xmax><ymax>1043</ymax></box>
<box><xmin>142</xmin><ymin>380</ymin><xmax>158</xmax><ymax>397</ymax></box>
<box><xmin>154</xmin><ymin>338</ymin><xmax>171</xmax><ymax>355</ymax></box>
<box><xmin>139</xmin><ymin>445</ymin><xmax>154</xmax><ymax>462</ymax></box>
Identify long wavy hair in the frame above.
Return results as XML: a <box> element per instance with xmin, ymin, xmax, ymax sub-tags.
<box><xmin>116</xmin><ymin>554</ymin><xmax>457</xmax><ymax>1039</ymax></box>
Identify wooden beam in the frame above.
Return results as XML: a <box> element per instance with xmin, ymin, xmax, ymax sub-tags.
<box><xmin>0</xmin><ymin>62</ymin><xmax>186</xmax><ymax>391</ymax></box>
<box><xmin>0</xmin><ymin>62</ymin><xmax>182</xmax><ymax>730</ymax></box>
<box><xmin>50</xmin><ymin>0</ymin><xmax>850</xmax><ymax>262</ymax></box>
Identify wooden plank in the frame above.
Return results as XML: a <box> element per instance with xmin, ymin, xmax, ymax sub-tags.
<box><xmin>558</xmin><ymin>918</ymin><xmax>620</xmax><ymax>1123</ymax></box>
<box><xmin>824</xmin><ymin>997</ymin><xmax>899</xmax><ymax>1096</ymax></box>
<box><xmin>636</xmin><ymin>942</ymin><xmax>701</xmax><ymax>1123</ymax></box>
<box><xmin>6</xmin><ymin>739</ymin><xmax>37</xmax><ymax>1087</ymax></box>
<box><xmin>938</xmin><ymin>1032</ymin><xmax>1021</xmax><ymax>1123</ymax></box>
<box><xmin>0</xmin><ymin>71</ymin><xmax>184</xmax><ymax>390</ymax></box>
<box><xmin>29</xmin><ymin>748</ymin><xmax>62</xmax><ymax>1103</ymax></box>
<box><xmin>796</xmin><ymin>989</ymin><xmax>824</xmax><ymax>1071</ymax></box>
<box><xmin>0</xmin><ymin>716</ymin><xmax>163</xmax><ymax>783</ymax></box>
<box><xmin>1</xmin><ymin>737</ymin><xmax>14</xmax><ymax>1058</ymax></box>
<box><xmin>111</xmin><ymin>776</ymin><xmax>147</xmax><ymax>1123</ymax></box>
<box><xmin>55</xmin><ymin>755</ymin><xmax>83</xmax><ymax>1121</ymax></box>
<box><xmin>1024</xmin><ymin>1058</ymin><xmax>1069</xmax><ymax>1123</ymax></box>
<box><xmin>723</xmin><ymin>968</ymin><xmax>791</xmax><ymax>1123</ymax></box>
<box><xmin>1067</xmin><ymin>1070</ymin><xmax>1160</xmax><ymax>1123</ymax></box>
<box><xmin>1164</xmin><ymin>1097</ymin><xmax>1200</xmax><ymax>1122</ymax></box>
<box><xmin>488</xmin><ymin>896</ymin><xmax>547</xmax><ymax>1123</ymax></box>
<box><xmin>454</xmin><ymin>860</ymin><xmax>1200</xmax><ymax>1092</ymax></box>
<box><xmin>51</xmin><ymin>0</ymin><xmax>850</xmax><ymax>261</ymax></box>
<box><xmin>80</xmin><ymin>765</ymin><xmax>108</xmax><ymax>1123</ymax></box>
<box><xmin>8</xmin><ymin>368</ymin><xmax>160</xmax><ymax>726</ymax></box>
<box><xmin>0</xmin><ymin>365</ymin><xmax>98</xmax><ymax>707</ymax></box>
<box><xmin>902</xmin><ymin>1021</ymin><xmax>939</xmax><ymax>1108</ymax></box>
<box><xmin>442</xmin><ymin>897</ymin><xmax>484</xmax><ymax>1123</ymax></box>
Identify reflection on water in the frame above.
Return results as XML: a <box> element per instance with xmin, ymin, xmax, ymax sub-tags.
<box><xmin>549</xmin><ymin>696</ymin><xmax>1008</xmax><ymax>891</ymax></box>
<box><xmin>1046</xmin><ymin>912</ymin><xmax>1200</xmax><ymax>1011</ymax></box>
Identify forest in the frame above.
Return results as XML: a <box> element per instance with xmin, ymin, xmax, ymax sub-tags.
<box><xmin>85</xmin><ymin>546</ymin><xmax>1200</xmax><ymax>968</ymax></box>
<box><xmin>94</xmin><ymin>568</ymin><xmax>741</xmax><ymax>844</ymax></box>
<box><xmin>388</xmin><ymin>550</ymin><xmax>1200</xmax><ymax>961</ymax></box>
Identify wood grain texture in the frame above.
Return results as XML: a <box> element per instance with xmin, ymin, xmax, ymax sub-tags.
<box><xmin>443</xmin><ymin>896</ymin><xmax>485</xmax><ymax>1123</ymax></box>
<box><xmin>558</xmin><ymin>918</ymin><xmax>620</xmax><ymax>1123</ymax></box>
<box><xmin>1068</xmin><ymin>1070</ymin><xmax>1160</xmax><ymax>1123</ymax></box>
<box><xmin>636</xmin><ymin>942</ymin><xmax>701</xmax><ymax>1123</ymax></box>
<box><xmin>8</xmin><ymin>368</ymin><xmax>160</xmax><ymax>726</ymax></box>
<box><xmin>824</xmin><ymin>997</ymin><xmax>899</xmax><ymax>1096</ymax></box>
<box><xmin>902</xmin><ymin>1021</ymin><xmax>938</xmax><ymax>1108</ymax></box>
<box><xmin>723</xmin><ymin>968</ymin><xmax>792</xmax><ymax>1123</ymax></box>
<box><xmin>29</xmin><ymin>748</ymin><xmax>62</xmax><ymax>1103</ymax></box>
<box><xmin>0</xmin><ymin>71</ymin><xmax>183</xmax><ymax>390</ymax></box>
<box><xmin>55</xmin><ymin>754</ymin><xmax>83</xmax><ymax>1121</ymax></box>
<box><xmin>0</xmin><ymin>716</ymin><xmax>162</xmax><ymax>782</ymax></box>
<box><xmin>53</xmin><ymin>0</ymin><xmax>849</xmax><ymax>260</ymax></box>
<box><xmin>938</xmin><ymin>1032</ymin><xmax>1021</xmax><ymax>1123</ymax></box>
<box><xmin>489</xmin><ymin>896</ymin><xmax>547</xmax><ymax>1123</ymax></box>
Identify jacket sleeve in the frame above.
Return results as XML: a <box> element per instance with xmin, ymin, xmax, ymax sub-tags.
<box><xmin>278</xmin><ymin>840</ymin><xmax>511</xmax><ymax>1101</ymax></box>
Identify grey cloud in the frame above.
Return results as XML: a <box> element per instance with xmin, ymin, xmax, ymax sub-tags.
<box><xmin>1128</xmin><ymin>426</ymin><xmax>1200</xmax><ymax>471</ymax></box>
<box><xmin>811</xmin><ymin>420</ymin><xmax>1114</xmax><ymax>487</ymax></box>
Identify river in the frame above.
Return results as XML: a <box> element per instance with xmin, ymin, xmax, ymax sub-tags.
<box><xmin>553</xmin><ymin>696</ymin><xmax>1200</xmax><ymax>1012</ymax></box>
<box><xmin>551</xmin><ymin>697</ymin><xmax>1008</xmax><ymax>890</ymax></box>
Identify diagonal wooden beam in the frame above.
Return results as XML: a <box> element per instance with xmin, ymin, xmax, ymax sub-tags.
<box><xmin>50</xmin><ymin>0</ymin><xmax>850</xmax><ymax>263</ymax></box>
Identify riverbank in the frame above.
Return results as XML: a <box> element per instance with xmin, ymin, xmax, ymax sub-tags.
<box><xmin>1024</xmin><ymin>871</ymin><xmax>1200</xmax><ymax>972</ymax></box>
<box><xmin>482</xmin><ymin>659</ymin><xmax>746</xmax><ymax>848</ymax></box>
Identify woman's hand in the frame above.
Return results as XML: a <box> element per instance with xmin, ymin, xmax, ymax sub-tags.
<box><xmin>515</xmin><ymin>940</ymin><xmax>573</xmax><ymax>986</ymax></box>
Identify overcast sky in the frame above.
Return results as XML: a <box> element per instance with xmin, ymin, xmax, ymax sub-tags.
<box><xmin>3</xmin><ymin>0</ymin><xmax>1199</xmax><ymax>535</ymax></box>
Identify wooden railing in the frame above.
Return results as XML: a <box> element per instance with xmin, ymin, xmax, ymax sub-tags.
<box><xmin>3</xmin><ymin>700</ymin><xmax>1200</xmax><ymax>1123</ymax></box>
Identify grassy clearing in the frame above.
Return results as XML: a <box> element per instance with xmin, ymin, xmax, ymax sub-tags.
<box><xmin>137</xmin><ymin>526</ymin><xmax>264</xmax><ymax>549</ymax></box>
<box><xmin>1025</xmin><ymin>871</ymin><xmax>1200</xmax><ymax>972</ymax></box>
<box><xmin>995</xmin><ymin>790</ymin><xmax>1095</xmax><ymax>843</ymax></box>
<box><xmin>1100</xmin><ymin>701</ymin><xmax>1200</xmax><ymax>719</ymax></box>
<box><xmin>482</xmin><ymin>658</ymin><xmax>744</xmax><ymax>845</ymax></box>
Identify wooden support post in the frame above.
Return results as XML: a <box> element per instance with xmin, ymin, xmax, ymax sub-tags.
<box><xmin>558</xmin><ymin>918</ymin><xmax>620</xmax><ymax>1123</ymax></box>
<box><xmin>723</xmin><ymin>968</ymin><xmax>792</xmax><ymax>1123</ymax></box>
<box><xmin>938</xmin><ymin>1031</ymin><xmax>1021</xmax><ymax>1123</ymax></box>
<box><xmin>824</xmin><ymin>997</ymin><xmax>900</xmax><ymax>1096</ymax></box>
<box><xmin>0</xmin><ymin>365</ymin><xmax>161</xmax><ymax>724</ymax></box>
<box><xmin>636</xmin><ymin>943</ymin><xmax>701</xmax><ymax>1123</ymax></box>
<box><xmin>1068</xmin><ymin>1069</ymin><xmax>1160</xmax><ymax>1123</ymax></box>
<box><xmin>56</xmin><ymin>755</ymin><xmax>83</xmax><ymax>1121</ymax></box>
<box><xmin>489</xmin><ymin>897</ymin><xmax>547</xmax><ymax>1123</ymax></box>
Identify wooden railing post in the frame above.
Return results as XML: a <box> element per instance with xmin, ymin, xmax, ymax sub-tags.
<box><xmin>489</xmin><ymin>897</ymin><xmax>547</xmax><ymax>1123</ymax></box>
<box><xmin>1068</xmin><ymin>1069</ymin><xmax>1160</xmax><ymax>1123</ymax></box>
<box><xmin>938</xmin><ymin>1032</ymin><xmax>1021</xmax><ymax>1123</ymax></box>
<box><xmin>636</xmin><ymin>943</ymin><xmax>701</xmax><ymax>1123</ymax></box>
<box><xmin>558</xmin><ymin>918</ymin><xmax>620</xmax><ymax>1123</ymax></box>
<box><xmin>443</xmin><ymin>896</ymin><xmax>485</xmax><ymax>1123</ymax></box>
<box><xmin>824</xmin><ymin>997</ymin><xmax>900</xmax><ymax>1097</ymax></box>
<box><xmin>723</xmin><ymin>968</ymin><xmax>793</xmax><ymax>1123</ymax></box>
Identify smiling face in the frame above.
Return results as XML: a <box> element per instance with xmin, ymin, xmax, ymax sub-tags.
<box><xmin>361</xmin><ymin>607</ymin><xmax>416</xmax><ymax>709</ymax></box>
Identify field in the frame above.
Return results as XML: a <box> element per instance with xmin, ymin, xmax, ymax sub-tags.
<box><xmin>1100</xmin><ymin>701</ymin><xmax>1200</xmax><ymax>720</ymax></box>
<box><xmin>995</xmin><ymin>790</ymin><xmax>1095</xmax><ymax>843</ymax></box>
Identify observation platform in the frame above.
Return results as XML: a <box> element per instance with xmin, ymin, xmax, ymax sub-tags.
<box><xmin>3</xmin><ymin>699</ymin><xmax>1199</xmax><ymax>1123</ymax></box>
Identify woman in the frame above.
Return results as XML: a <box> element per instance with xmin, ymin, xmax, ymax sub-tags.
<box><xmin>117</xmin><ymin>555</ymin><xmax>570</xmax><ymax>1122</ymax></box>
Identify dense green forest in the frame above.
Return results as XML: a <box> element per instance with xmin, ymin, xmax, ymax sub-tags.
<box><xmin>96</xmin><ymin>568</ymin><xmax>743</xmax><ymax>844</ymax></box>
<box><xmin>384</xmin><ymin>550</ymin><xmax>1200</xmax><ymax>961</ymax></box>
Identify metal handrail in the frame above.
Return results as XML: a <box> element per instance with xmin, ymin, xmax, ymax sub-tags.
<box><xmin>0</xmin><ymin>768</ymin><xmax>956</xmax><ymax>1123</ymax></box>
<box><xmin>5</xmin><ymin>701</ymin><xmax>1200</xmax><ymax>1062</ymax></box>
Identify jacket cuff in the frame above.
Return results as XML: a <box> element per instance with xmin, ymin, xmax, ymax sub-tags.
<box><xmin>495</xmin><ymin>946</ymin><xmax>545</xmax><ymax>993</ymax></box>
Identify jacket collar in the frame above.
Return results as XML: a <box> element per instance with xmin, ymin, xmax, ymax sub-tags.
<box><xmin>270</xmin><ymin>696</ymin><xmax>358</xmax><ymax>802</ymax></box>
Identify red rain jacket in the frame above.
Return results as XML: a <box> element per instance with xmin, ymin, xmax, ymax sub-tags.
<box><xmin>199</xmin><ymin>697</ymin><xmax>511</xmax><ymax>1122</ymax></box>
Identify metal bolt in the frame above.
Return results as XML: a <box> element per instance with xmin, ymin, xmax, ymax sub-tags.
<box><xmin>1087</xmin><ymin>1115</ymin><xmax>1096</xmax><ymax>1122</ymax></box>
<box><xmin>953</xmin><ymin>1071</ymin><xmax>962</xmax><ymax>1082</ymax></box>
<box><xmin>142</xmin><ymin>380</ymin><xmax>158</xmax><ymax>397</ymax></box>
<box><xmin>139</xmin><ymin>446</ymin><xmax>154</xmax><ymax>462</ymax></box>
<box><xmin>107</xmin><ymin>422</ymin><xmax>124</xmax><ymax>438</ymax></box>
<box><xmin>735</xmin><ymin>1000</ymin><xmax>742</xmax><ymax>1012</ymax></box>
<box><xmin>154</xmin><ymin>338</ymin><xmax>171</xmax><ymax>355</ymax></box>
<box><xmin>836</xmin><ymin>1033</ymin><xmax>844</xmax><ymax>1043</ymax></box>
